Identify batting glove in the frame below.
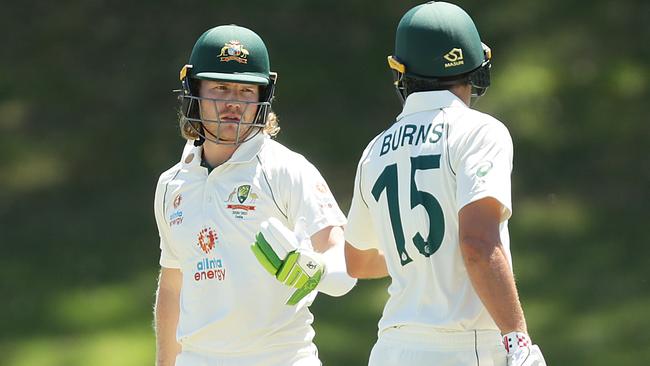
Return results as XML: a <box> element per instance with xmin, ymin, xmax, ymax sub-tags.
<box><xmin>251</xmin><ymin>217</ymin><xmax>325</xmax><ymax>305</ymax></box>
<box><xmin>502</xmin><ymin>332</ymin><xmax>547</xmax><ymax>366</ymax></box>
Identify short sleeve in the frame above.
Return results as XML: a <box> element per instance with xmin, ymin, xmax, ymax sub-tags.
<box><xmin>285</xmin><ymin>159</ymin><xmax>347</xmax><ymax>236</ymax></box>
<box><xmin>154</xmin><ymin>179</ymin><xmax>181</xmax><ymax>269</ymax></box>
<box><xmin>455</xmin><ymin>121</ymin><xmax>513</xmax><ymax>220</ymax></box>
<box><xmin>344</xmin><ymin>158</ymin><xmax>380</xmax><ymax>250</ymax></box>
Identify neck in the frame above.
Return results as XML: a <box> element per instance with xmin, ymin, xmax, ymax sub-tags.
<box><xmin>202</xmin><ymin>140</ymin><xmax>238</xmax><ymax>168</ymax></box>
<box><xmin>449</xmin><ymin>84</ymin><xmax>472</xmax><ymax>106</ymax></box>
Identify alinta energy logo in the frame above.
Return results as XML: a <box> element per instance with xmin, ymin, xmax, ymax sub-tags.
<box><xmin>218</xmin><ymin>40</ymin><xmax>249</xmax><ymax>64</ymax></box>
<box><xmin>225</xmin><ymin>184</ymin><xmax>259</xmax><ymax>219</ymax></box>
<box><xmin>197</xmin><ymin>227</ymin><xmax>218</xmax><ymax>254</ymax></box>
<box><xmin>443</xmin><ymin>48</ymin><xmax>464</xmax><ymax>68</ymax></box>
<box><xmin>194</xmin><ymin>256</ymin><xmax>227</xmax><ymax>282</ymax></box>
<box><xmin>169</xmin><ymin>194</ymin><xmax>184</xmax><ymax>226</ymax></box>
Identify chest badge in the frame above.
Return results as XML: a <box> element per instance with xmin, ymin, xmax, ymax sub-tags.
<box><xmin>225</xmin><ymin>184</ymin><xmax>259</xmax><ymax>219</ymax></box>
<box><xmin>197</xmin><ymin>227</ymin><xmax>218</xmax><ymax>254</ymax></box>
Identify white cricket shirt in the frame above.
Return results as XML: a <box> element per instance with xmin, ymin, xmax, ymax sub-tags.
<box><xmin>346</xmin><ymin>91</ymin><xmax>513</xmax><ymax>333</ymax></box>
<box><xmin>154</xmin><ymin>132</ymin><xmax>346</xmax><ymax>355</ymax></box>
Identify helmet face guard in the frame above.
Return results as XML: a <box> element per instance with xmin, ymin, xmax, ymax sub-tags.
<box><xmin>178</xmin><ymin>64</ymin><xmax>277</xmax><ymax>146</ymax></box>
<box><xmin>179</xmin><ymin>94</ymin><xmax>269</xmax><ymax>146</ymax></box>
<box><xmin>468</xmin><ymin>43</ymin><xmax>492</xmax><ymax>98</ymax></box>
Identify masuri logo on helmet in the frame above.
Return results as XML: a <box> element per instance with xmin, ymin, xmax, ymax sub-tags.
<box><xmin>443</xmin><ymin>48</ymin><xmax>464</xmax><ymax>67</ymax></box>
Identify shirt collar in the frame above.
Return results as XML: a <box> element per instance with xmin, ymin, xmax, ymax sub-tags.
<box><xmin>227</xmin><ymin>131</ymin><xmax>267</xmax><ymax>164</ymax></box>
<box><xmin>397</xmin><ymin>90</ymin><xmax>468</xmax><ymax>121</ymax></box>
<box><xmin>179</xmin><ymin>131</ymin><xmax>268</xmax><ymax>167</ymax></box>
<box><xmin>180</xmin><ymin>140</ymin><xmax>202</xmax><ymax>167</ymax></box>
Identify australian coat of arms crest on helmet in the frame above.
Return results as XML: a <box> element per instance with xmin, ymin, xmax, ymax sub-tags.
<box><xmin>218</xmin><ymin>40</ymin><xmax>249</xmax><ymax>64</ymax></box>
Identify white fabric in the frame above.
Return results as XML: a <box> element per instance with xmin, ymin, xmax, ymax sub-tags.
<box><xmin>153</xmin><ymin>132</ymin><xmax>346</xmax><ymax>358</ymax></box>
<box><xmin>260</xmin><ymin>217</ymin><xmax>301</xmax><ymax>258</ymax></box>
<box><xmin>175</xmin><ymin>343</ymin><xmax>320</xmax><ymax>366</ymax></box>
<box><xmin>502</xmin><ymin>332</ymin><xmax>547</xmax><ymax>366</ymax></box>
<box><xmin>316</xmin><ymin>239</ymin><xmax>357</xmax><ymax>296</ymax></box>
<box><xmin>346</xmin><ymin>90</ymin><xmax>514</xmax><ymax>333</ymax></box>
<box><xmin>368</xmin><ymin>327</ymin><xmax>506</xmax><ymax>366</ymax></box>
<box><xmin>506</xmin><ymin>345</ymin><xmax>546</xmax><ymax>366</ymax></box>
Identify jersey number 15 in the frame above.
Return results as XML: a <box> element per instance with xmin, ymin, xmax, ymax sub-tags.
<box><xmin>371</xmin><ymin>154</ymin><xmax>444</xmax><ymax>266</ymax></box>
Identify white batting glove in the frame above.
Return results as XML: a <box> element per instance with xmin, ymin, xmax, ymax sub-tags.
<box><xmin>251</xmin><ymin>217</ymin><xmax>325</xmax><ymax>305</ymax></box>
<box><xmin>502</xmin><ymin>332</ymin><xmax>547</xmax><ymax>366</ymax></box>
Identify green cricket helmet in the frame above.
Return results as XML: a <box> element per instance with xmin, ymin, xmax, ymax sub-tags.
<box><xmin>179</xmin><ymin>25</ymin><xmax>278</xmax><ymax>145</ymax></box>
<box><xmin>387</xmin><ymin>1</ymin><xmax>492</xmax><ymax>102</ymax></box>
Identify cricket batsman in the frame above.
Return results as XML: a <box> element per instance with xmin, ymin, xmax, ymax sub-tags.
<box><xmin>153</xmin><ymin>24</ymin><xmax>356</xmax><ymax>366</ymax></box>
<box><xmin>344</xmin><ymin>2</ymin><xmax>548</xmax><ymax>365</ymax></box>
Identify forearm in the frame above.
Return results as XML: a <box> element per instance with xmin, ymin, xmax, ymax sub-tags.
<box><xmin>155</xmin><ymin>270</ymin><xmax>182</xmax><ymax>366</ymax></box>
<box><xmin>344</xmin><ymin>243</ymin><xmax>389</xmax><ymax>279</ymax></box>
<box><xmin>461</xmin><ymin>239</ymin><xmax>527</xmax><ymax>334</ymax></box>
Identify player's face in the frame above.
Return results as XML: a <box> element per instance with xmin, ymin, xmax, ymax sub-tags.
<box><xmin>198</xmin><ymin>80</ymin><xmax>260</xmax><ymax>142</ymax></box>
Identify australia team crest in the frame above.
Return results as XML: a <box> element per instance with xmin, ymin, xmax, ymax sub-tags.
<box><xmin>237</xmin><ymin>184</ymin><xmax>251</xmax><ymax>203</ymax></box>
<box><xmin>225</xmin><ymin>184</ymin><xmax>259</xmax><ymax>219</ymax></box>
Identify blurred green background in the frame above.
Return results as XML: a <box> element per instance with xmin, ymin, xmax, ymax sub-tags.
<box><xmin>1</xmin><ymin>0</ymin><xmax>649</xmax><ymax>365</ymax></box>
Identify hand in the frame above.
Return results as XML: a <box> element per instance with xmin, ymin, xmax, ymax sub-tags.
<box><xmin>251</xmin><ymin>217</ymin><xmax>325</xmax><ymax>305</ymax></box>
<box><xmin>502</xmin><ymin>332</ymin><xmax>547</xmax><ymax>366</ymax></box>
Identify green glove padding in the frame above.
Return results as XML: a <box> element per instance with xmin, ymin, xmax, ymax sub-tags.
<box><xmin>251</xmin><ymin>230</ymin><xmax>325</xmax><ymax>305</ymax></box>
<box><xmin>251</xmin><ymin>232</ymin><xmax>283</xmax><ymax>275</ymax></box>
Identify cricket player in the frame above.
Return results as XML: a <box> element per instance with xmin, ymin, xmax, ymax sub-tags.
<box><xmin>153</xmin><ymin>25</ymin><xmax>356</xmax><ymax>366</ymax></box>
<box><xmin>344</xmin><ymin>2</ymin><xmax>547</xmax><ymax>366</ymax></box>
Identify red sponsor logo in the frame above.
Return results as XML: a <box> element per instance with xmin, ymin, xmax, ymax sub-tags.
<box><xmin>194</xmin><ymin>257</ymin><xmax>227</xmax><ymax>282</ymax></box>
<box><xmin>194</xmin><ymin>268</ymin><xmax>227</xmax><ymax>281</ymax></box>
<box><xmin>226</xmin><ymin>204</ymin><xmax>256</xmax><ymax>211</ymax></box>
<box><xmin>173</xmin><ymin>194</ymin><xmax>182</xmax><ymax>209</ymax></box>
<box><xmin>170</xmin><ymin>216</ymin><xmax>183</xmax><ymax>226</ymax></box>
<box><xmin>315</xmin><ymin>183</ymin><xmax>329</xmax><ymax>194</ymax></box>
<box><xmin>197</xmin><ymin>227</ymin><xmax>217</xmax><ymax>254</ymax></box>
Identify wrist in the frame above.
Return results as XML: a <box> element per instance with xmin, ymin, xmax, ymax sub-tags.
<box><xmin>502</xmin><ymin>331</ymin><xmax>531</xmax><ymax>354</ymax></box>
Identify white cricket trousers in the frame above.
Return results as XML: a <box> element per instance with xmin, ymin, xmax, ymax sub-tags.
<box><xmin>174</xmin><ymin>343</ymin><xmax>320</xmax><ymax>366</ymax></box>
<box><xmin>368</xmin><ymin>327</ymin><xmax>506</xmax><ymax>366</ymax></box>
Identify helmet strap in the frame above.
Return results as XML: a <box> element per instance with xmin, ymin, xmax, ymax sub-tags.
<box><xmin>391</xmin><ymin>70</ymin><xmax>407</xmax><ymax>105</ymax></box>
